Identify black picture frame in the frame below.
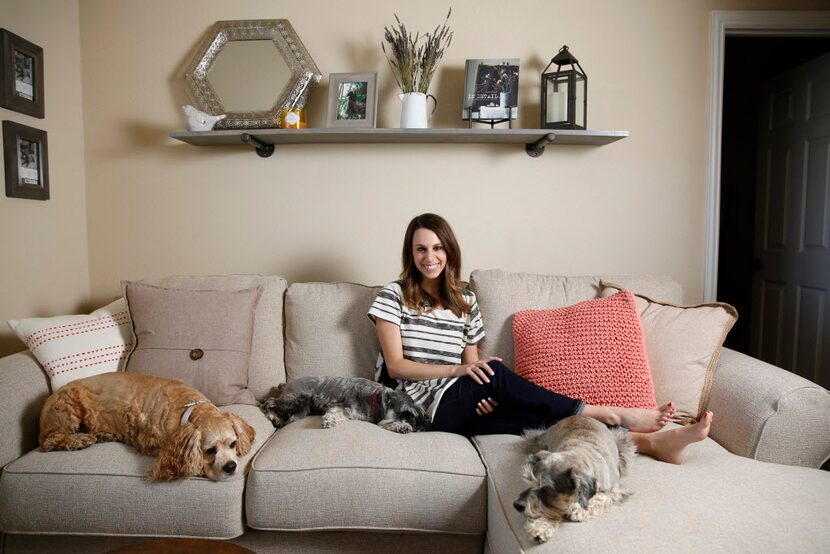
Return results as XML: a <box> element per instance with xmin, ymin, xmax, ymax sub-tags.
<box><xmin>0</xmin><ymin>29</ymin><xmax>45</xmax><ymax>118</ymax></box>
<box><xmin>3</xmin><ymin>120</ymin><xmax>49</xmax><ymax>200</ymax></box>
<box><xmin>462</xmin><ymin>58</ymin><xmax>520</xmax><ymax>121</ymax></box>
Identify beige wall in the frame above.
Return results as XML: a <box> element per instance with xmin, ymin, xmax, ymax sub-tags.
<box><xmin>1</xmin><ymin>0</ymin><xmax>826</xmax><ymax>356</ymax></box>
<box><xmin>0</xmin><ymin>0</ymin><xmax>89</xmax><ymax>356</ymax></box>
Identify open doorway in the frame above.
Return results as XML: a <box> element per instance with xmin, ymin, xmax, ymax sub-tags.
<box><xmin>717</xmin><ymin>36</ymin><xmax>830</xmax><ymax>385</ymax></box>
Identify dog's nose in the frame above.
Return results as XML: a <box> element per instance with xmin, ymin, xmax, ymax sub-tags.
<box><xmin>222</xmin><ymin>461</ymin><xmax>237</xmax><ymax>474</ymax></box>
<box><xmin>513</xmin><ymin>500</ymin><xmax>525</xmax><ymax>512</ymax></box>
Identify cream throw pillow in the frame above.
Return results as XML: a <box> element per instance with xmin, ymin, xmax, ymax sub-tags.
<box><xmin>7</xmin><ymin>298</ymin><xmax>132</xmax><ymax>391</ymax></box>
<box><xmin>600</xmin><ymin>281</ymin><xmax>738</xmax><ymax>423</ymax></box>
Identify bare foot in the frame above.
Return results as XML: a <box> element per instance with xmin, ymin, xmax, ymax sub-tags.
<box><xmin>616</xmin><ymin>402</ymin><xmax>676</xmax><ymax>432</ymax></box>
<box><xmin>584</xmin><ymin>402</ymin><xmax>675</xmax><ymax>432</ymax></box>
<box><xmin>634</xmin><ymin>411</ymin><xmax>713</xmax><ymax>464</ymax></box>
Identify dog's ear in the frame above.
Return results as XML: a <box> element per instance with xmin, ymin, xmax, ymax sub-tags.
<box><xmin>552</xmin><ymin>468</ymin><xmax>576</xmax><ymax>494</ymax></box>
<box><xmin>149</xmin><ymin>424</ymin><xmax>203</xmax><ymax>481</ymax></box>
<box><xmin>528</xmin><ymin>450</ymin><xmax>552</xmax><ymax>464</ymax></box>
<box><xmin>227</xmin><ymin>413</ymin><xmax>255</xmax><ymax>456</ymax></box>
<box><xmin>539</xmin><ymin>485</ymin><xmax>558</xmax><ymax>506</ymax></box>
<box><xmin>574</xmin><ymin>474</ymin><xmax>598</xmax><ymax>510</ymax></box>
<box><xmin>521</xmin><ymin>461</ymin><xmax>536</xmax><ymax>484</ymax></box>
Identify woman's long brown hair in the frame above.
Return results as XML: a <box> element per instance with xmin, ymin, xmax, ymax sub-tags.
<box><xmin>399</xmin><ymin>213</ymin><xmax>471</xmax><ymax>318</ymax></box>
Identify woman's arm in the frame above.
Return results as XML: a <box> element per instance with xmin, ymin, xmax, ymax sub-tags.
<box><xmin>375</xmin><ymin>319</ymin><xmax>500</xmax><ymax>384</ymax></box>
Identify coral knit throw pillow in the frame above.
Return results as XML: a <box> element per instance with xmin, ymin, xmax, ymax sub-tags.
<box><xmin>513</xmin><ymin>290</ymin><xmax>657</xmax><ymax>409</ymax></box>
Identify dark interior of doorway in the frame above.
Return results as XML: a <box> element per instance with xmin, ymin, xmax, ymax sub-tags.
<box><xmin>717</xmin><ymin>36</ymin><xmax>830</xmax><ymax>354</ymax></box>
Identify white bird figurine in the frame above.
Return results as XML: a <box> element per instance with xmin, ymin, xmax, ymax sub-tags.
<box><xmin>182</xmin><ymin>105</ymin><xmax>226</xmax><ymax>132</ymax></box>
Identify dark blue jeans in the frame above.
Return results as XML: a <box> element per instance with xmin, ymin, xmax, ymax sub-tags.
<box><xmin>428</xmin><ymin>361</ymin><xmax>584</xmax><ymax>437</ymax></box>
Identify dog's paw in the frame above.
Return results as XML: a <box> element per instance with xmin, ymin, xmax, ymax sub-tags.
<box><xmin>380</xmin><ymin>421</ymin><xmax>413</xmax><ymax>434</ymax></box>
<box><xmin>565</xmin><ymin>503</ymin><xmax>590</xmax><ymax>522</ymax></box>
<box><xmin>566</xmin><ymin>494</ymin><xmax>612</xmax><ymax>521</ymax></box>
<box><xmin>96</xmin><ymin>433</ymin><xmax>118</xmax><ymax>443</ymax></box>
<box><xmin>525</xmin><ymin>518</ymin><xmax>558</xmax><ymax>543</ymax></box>
<box><xmin>62</xmin><ymin>433</ymin><xmax>97</xmax><ymax>450</ymax></box>
<box><xmin>321</xmin><ymin>411</ymin><xmax>347</xmax><ymax>429</ymax></box>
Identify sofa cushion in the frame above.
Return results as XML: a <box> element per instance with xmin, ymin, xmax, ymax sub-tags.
<box><xmin>474</xmin><ymin>428</ymin><xmax>830</xmax><ymax>553</ymax></box>
<box><xmin>284</xmin><ymin>282</ymin><xmax>382</xmax><ymax>381</ymax></box>
<box><xmin>0</xmin><ymin>405</ymin><xmax>273</xmax><ymax>538</ymax></box>
<box><xmin>7</xmin><ymin>298</ymin><xmax>132</xmax><ymax>392</ymax></box>
<box><xmin>246</xmin><ymin>417</ymin><xmax>487</xmax><ymax>534</ymax></box>
<box><xmin>123</xmin><ymin>282</ymin><xmax>261</xmax><ymax>406</ymax></box>
<box><xmin>135</xmin><ymin>275</ymin><xmax>287</xmax><ymax>400</ymax></box>
<box><xmin>513</xmin><ymin>291</ymin><xmax>656</xmax><ymax>409</ymax></box>
<box><xmin>470</xmin><ymin>270</ymin><xmax>683</xmax><ymax>369</ymax></box>
<box><xmin>601</xmin><ymin>281</ymin><xmax>738</xmax><ymax>422</ymax></box>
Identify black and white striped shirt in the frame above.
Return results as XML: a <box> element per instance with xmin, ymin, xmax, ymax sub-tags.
<box><xmin>368</xmin><ymin>281</ymin><xmax>485</xmax><ymax>419</ymax></box>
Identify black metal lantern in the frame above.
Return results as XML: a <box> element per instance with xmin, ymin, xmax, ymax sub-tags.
<box><xmin>541</xmin><ymin>45</ymin><xmax>587</xmax><ymax>130</ymax></box>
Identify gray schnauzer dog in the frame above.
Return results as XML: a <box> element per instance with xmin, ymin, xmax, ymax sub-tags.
<box><xmin>513</xmin><ymin>415</ymin><xmax>637</xmax><ymax>543</ymax></box>
<box><xmin>260</xmin><ymin>376</ymin><xmax>430</xmax><ymax>434</ymax></box>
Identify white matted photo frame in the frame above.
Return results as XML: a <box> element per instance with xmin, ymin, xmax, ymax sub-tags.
<box><xmin>326</xmin><ymin>72</ymin><xmax>377</xmax><ymax>128</ymax></box>
<box><xmin>0</xmin><ymin>29</ymin><xmax>45</xmax><ymax>118</ymax></box>
<box><xmin>3</xmin><ymin>120</ymin><xmax>49</xmax><ymax>200</ymax></box>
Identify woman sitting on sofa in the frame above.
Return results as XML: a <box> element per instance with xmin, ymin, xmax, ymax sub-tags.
<box><xmin>368</xmin><ymin>213</ymin><xmax>712</xmax><ymax>464</ymax></box>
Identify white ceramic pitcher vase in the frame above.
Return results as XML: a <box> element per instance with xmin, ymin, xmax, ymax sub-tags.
<box><xmin>398</xmin><ymin>92</ymin><xmax>437</xmax><ymax>128</ymax></box>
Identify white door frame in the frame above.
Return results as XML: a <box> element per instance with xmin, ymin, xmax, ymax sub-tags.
<box><xmin>704</xmin><ymin>11</ymin><xmax>830</xmax><ymax>301</ymax></box>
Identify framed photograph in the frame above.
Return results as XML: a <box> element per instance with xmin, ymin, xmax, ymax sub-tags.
<box><xmin>462</xmin><ymin>58</ymin><xmax>520</xmax><ymax>120</ymax></box>
<box><xmin>3</xmin><ymin>120</ymin><xmax>49</xmax><ymax>200</ymax></box>
<box><xmin>326</xmin><ymin>72</ymin><xmax>377</xmax><ymax>128</ymax></box>
<box><xmin>0</xmin><ymin>29</ymin><xmax>45</xmax><ymax>118</ymax></box>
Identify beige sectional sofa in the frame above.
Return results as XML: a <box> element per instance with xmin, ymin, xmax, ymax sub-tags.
<box><xmin>1</xmin><ymin>270</ymin><xmax>828</xmax><ymax>553</ymax></box>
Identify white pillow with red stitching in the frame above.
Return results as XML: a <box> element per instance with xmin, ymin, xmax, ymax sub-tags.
<box><xmin>8</xmin><ymin>298</ymin><xmax>133</xmax><ymax>391</ymax></box>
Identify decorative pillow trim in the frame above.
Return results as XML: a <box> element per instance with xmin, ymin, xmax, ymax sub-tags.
<box><xmin>7</xmin><ymin>298</ymin><xmax>132</xmax><ymax>391</ymax></box>
<box><xmin>600</xmin><ymin>280</ymin><xmax>738</xmax><ymax>423</ymax></box>
<box><xmin>45</xmin><ymin>343</ymin><xmax>133</xmax><ymax>377</ymax></box>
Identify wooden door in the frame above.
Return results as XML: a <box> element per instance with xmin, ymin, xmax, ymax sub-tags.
<box><xmin>752</xmin><ymin>52</ymin><xmax>830</xmax><ymax>388</ymax></box>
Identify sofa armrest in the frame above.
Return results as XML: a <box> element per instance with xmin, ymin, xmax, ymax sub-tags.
<box><xmin>0</xmin><ymin>351</ymin><xmax>50</xmax><ymax>469</ymax></box>
<box><xmin>707</xmin><ymin>347</ymin><xmax>830</xmax><ymax>469</ymax></box>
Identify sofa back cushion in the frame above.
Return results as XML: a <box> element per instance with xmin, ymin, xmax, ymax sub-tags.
<box><xmin>134</xmin><ymin>275</ymin><xmax>287</xmax><ymax>400</ymax></box>
<box><xmin>284</xmin><ymin>282</ymin><xmax>382</xmax><ymax>382</ymax></box>
<box><xmin>285</xmin><ymin>283</ymin><xmax>382</xmax><ymax>381</ymax></box>
<box><xmin>469</xmin><ymin>269</ymin><xmax>683</xmax><ymax>369</ymax></box>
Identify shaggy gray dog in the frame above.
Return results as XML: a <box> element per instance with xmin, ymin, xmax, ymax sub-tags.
<box><xmin>261</xmin><ymin>376</ymin><xmax>429</xmax><ymax>433</ymax></box>
<box><xmin>513</xmin><ymin>416</ymin><xmax>637</xmax><ymax>543</ymax></box>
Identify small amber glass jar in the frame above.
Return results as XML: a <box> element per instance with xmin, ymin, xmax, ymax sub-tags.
<box><xmin>280</xmin><ymin>108</ymin><xmax>307</xmax><ymax>129</ymax></box>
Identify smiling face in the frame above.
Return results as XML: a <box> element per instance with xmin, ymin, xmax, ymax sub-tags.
<box><xmin>412</xmin><ymin>228</ymin><xmax>447</xmax><ymax>284</ymax></box>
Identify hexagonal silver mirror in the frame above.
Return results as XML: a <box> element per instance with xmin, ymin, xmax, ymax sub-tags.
<box><xmin>184</xmin><ymin>20</ymin><xmax>321</xmax><ymax>129</ymax></box>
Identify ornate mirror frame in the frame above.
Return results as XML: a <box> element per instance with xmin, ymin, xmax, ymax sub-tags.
<box><xmin>184</xmin><ymin>19</ymin><xmax>321</xmax><ymax>130</ymax></box>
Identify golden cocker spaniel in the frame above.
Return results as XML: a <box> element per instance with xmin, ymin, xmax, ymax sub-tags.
<box><xmin>39</xmin><ymin>372</ymin><xmax>256</xmax><ymax>481</ymax></box>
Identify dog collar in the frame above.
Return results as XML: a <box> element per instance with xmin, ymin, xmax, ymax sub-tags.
<box><xmin>181</xmin><ymin>400</ymin><xmax>206</xmax><ymax>426</ymax></box>
<box><xmin>371</xmin><ymin>387</ymin><xmax>383</xmax><ymax>419</ymax></box>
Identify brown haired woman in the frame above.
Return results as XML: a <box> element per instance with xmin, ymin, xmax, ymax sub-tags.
<box><xmin>368</xmin><ymin>213</ymin><xmax>712</xmax><ymax>464</ymax></box>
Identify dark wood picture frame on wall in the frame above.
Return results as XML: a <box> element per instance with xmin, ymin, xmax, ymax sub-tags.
<box><xmin>3</xmin><ymin>120</ymin><xmax>49</xmax><ymax>200</ymax></box>
<box><xmin>0</xmin><ymin>29</ymin><xmax>45</xmax><ymax>118</ymax></box>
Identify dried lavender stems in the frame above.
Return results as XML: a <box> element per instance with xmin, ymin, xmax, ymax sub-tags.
<box><xmin>382</xmin><ymin>8</ymin><xmax>453</xmax><ymax>94</ymax></box>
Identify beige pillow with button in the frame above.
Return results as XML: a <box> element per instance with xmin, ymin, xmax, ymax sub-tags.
<box><xmin>600</xmin><ymin>280</ymin><xmax>738</xmax><ymax>423</ymax></box>
<box><xmin>122</xmin><ymin>281</ymin><xmax>261</xmax><ymax>406</ymax></box>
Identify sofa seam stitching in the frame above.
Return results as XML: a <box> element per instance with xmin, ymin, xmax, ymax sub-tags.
<box><xmin>470</xmin><ymin>437</ymin><xmax>526</xmax><ymax>553</ymax></box>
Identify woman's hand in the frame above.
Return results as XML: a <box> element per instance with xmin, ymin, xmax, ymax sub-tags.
<box><xmin>476</xmin><ymin>397</ymin><xmax>499</xmax><ymax>416</ymax></box>
<box><xmin>453</xmin><ymin>356</ymin><xmax>502</xmax><ymax>385</ymax></box>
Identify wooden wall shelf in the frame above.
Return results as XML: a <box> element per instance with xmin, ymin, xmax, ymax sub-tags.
<box><xmin>168</xmin><ymin>128</ymin><xmax>628</xmax><ymax>158</ymax></box>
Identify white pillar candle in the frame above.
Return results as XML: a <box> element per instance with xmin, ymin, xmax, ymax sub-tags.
<box><xmin>549</xmin><ymin>90</ymin><xmax>567</xmax><ymax>123</ymax></box>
